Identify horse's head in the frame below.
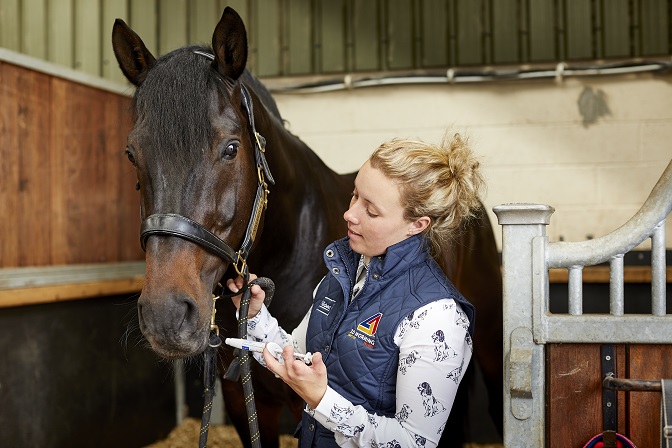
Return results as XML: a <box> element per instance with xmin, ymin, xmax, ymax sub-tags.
<box><xmin>112</xmin><ymin>8</ymin><xmax>268</xmax><ymax>359</ymax></box>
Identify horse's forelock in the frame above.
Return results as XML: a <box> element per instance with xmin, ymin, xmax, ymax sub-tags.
<box><xmin>133</xmin><ymin>46</ymin><xmax>221</xmax><ymax>169</ymax></box>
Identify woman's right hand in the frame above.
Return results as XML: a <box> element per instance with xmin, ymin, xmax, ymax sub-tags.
<box><xmin>226</xmin><ymin>273</ymin><xmax>266</xmax><ymax>319</ymax></box>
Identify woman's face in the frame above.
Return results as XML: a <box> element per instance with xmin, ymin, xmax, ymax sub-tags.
<box><xmin>344</xmin><ymin>161</ymin><xmax>426</xmax><ymax>257</ymax></box>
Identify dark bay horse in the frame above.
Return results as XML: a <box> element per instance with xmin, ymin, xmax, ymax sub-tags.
<box><xmin>112</xmin><ymin>7</ymin><xmax>502</xmax><ymax>447</ymax></box>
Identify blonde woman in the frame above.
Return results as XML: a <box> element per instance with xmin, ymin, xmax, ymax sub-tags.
<box><xmin>228</xmin><ymin>134</ymin><xmax>484</xmax><ymax>448</ymax></box>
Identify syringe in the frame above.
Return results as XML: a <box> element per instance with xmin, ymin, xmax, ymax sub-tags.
<box><xmin>224</xmin><ymin>338</ymin><xmax>313</xmax><ymax>365</ymax></box>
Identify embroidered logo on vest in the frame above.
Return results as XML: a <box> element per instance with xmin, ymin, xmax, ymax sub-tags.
<box><xmin>348</xmin><ymin>312</ymin><xmax>382</xmax><ymax>349</ymax></box>
<box><xmin>357</xmin><ymin>312</ymin><xmax>382</xmax><ymax>335</ymax></box>
<box><xmin>317</xmin><ymin>296</ymin><xmax>336</xmax><ymax>316</ymax></box>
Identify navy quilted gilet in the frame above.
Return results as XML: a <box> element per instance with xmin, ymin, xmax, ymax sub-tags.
<box><xmin>296</xmin><ymin>235</ymin><xmax>475</xmax><ymax>447</ymax></box>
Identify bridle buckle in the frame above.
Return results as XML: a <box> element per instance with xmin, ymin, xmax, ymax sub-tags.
<box><xmin>233</xmin><ymin>252</ymin><xmax>248</xmax><ymax>277</ymax></box>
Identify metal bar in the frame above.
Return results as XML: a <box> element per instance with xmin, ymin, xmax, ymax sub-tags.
<box><xmin>652</xmin><ymin>220</ymin><xmax>667</xmax><ymax>316</ymax></box>
<box><xmin>603</xmin><ymin>375</ymin><xmax>662</xmax><ymax>392</ymax></box>
<box><xmin>568</xmin><ymin>266</ymin><xmax>583</xmax><ymax>315</ymax></box>
<box><xmin>540</xmin><ymin>314</ymin><xmax>672</xmax><ymax>344</ymax></box>
<box><xmin>610</xmin><ymin>255</ymin><xmax>624</xmax><ymax>316</ymax></box>
<box><xmin>601</xmin><ymin>345</ymin><xmax>618</xmax><ymax>432</ymax></box>
<box><xmin>494</xmin><ymin>203</ymin><xmax>554</xmax><ymax>448</ymax></box>
<box><xmin>548</xmin><ymin>159</ymin><xmax>672</xmax><ymax>268</ymax></box>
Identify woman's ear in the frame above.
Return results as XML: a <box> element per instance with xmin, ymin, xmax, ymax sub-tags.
<box><xmin>409</xmin><ymin>216</ymin><xmax>431</xmax><ymax>235</ymax></box>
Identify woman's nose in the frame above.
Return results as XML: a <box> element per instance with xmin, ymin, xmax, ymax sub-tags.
<box><xmin>343</xmin><ymin>205</ymin><xmax>357</xmax><ymax>224</ymax></box>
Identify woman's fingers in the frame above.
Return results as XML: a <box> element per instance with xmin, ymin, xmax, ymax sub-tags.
<box><xmin>226</xmin><ymin>274</ymin><xmax>264</xmax><ymax>317</ymax></box>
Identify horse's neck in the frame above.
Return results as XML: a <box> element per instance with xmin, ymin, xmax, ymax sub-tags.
<box><xmin>250</xmin><ymin>91</ymin><xmax>350</xmax><ymax>247</ymax></box>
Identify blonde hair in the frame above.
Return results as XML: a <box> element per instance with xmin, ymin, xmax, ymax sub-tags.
<box><xmin>369</xmin><ymin>133</ymin><xmax>485</xmax><ymax>258</ymax></box>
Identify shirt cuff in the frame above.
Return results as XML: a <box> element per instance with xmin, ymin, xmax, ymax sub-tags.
<box><xmin>308</xmin><ymin>386</ymin><xmax>352</xmax><ymax>432</ymax></box>
<box><xmin>235</xmin><ymin>304</ymin><xmax>270</xmax><ymax>339</ymax></box>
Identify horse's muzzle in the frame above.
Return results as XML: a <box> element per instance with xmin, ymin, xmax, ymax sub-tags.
<box><xmin>137</xmin><ymin>291</ymin><xmax>210</xmax><ymax>359</ymax></box>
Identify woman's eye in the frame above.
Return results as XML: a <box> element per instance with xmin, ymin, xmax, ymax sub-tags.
<box><xmin>221</xmin><ymin>142</ymin><xmax>239</xmax><ymax>160</ymax></box>
<box><xmin>366</xmin><ymin>209</ymin><xmax>379</xmax><ymax>218</ymax></box>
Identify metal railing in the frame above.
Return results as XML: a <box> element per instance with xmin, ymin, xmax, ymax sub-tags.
<box><xmin>493</xmin><ymin>159</ymin><xmax>672</xmax><ymax>446</ymax></box>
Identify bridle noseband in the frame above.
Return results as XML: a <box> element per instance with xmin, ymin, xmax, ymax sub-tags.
<box><xmin>139</xmin><ymin>80</ymin><xmax>274</xmax><ymax>277</ymax></box>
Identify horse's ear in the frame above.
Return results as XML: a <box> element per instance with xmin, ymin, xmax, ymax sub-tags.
<box><xmin>112</xmin><ymin>18</ymin><xmax>156</xmax><ymax>86</ymax></box>
<box><xmin>211</xmin><ymin>7</ymin><xmax>248</xmax><ymax>81</ymax></box>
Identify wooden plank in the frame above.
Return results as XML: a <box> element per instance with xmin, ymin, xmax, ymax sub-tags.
<box><xmin>17</xmin><ymin>68</ymin><xmax>52</xmax><ymax>267</ymax></box>
<box><xmin>385</xmin><ymin>0</ymin><xmax>414</xmax><ymax>70</ymax></box>
<box><xmin>352</xmin><ymin>0</ymin><xmax>379</xmax><ymax>71</ymax></box>
<box><xmin>49</xmin><ymin>76</ymin><xmax>68</xmax><ymax>265</ymax></box>
<box><xmin>564</xmin><ymin>0</ymin><xmax>593</xmax><ymax>60</ymax></box>
<box><xmin>640</xmin><ymin>0</ymin><xmax>669</xmax><ymax>56</ymax></box>
<box><xmin>549</xmin><ymin>266</ymin><xmax>672</xmax><ymax>284</ymax></box>
<box><xmin>63</xmin><ymin>81</ymin><xmax>112</xmax><ymax>263</ymax></box>
<box><xmin>102</xmin><ymin>0</ymin><xmax>129</xmax><ymax>84</ymax></box>
<box><xmin>0</xmin><ymin>278</ymin><xmax>144</xmax><ymax>308</ymax></box>
<box><xmin>188</xmin><ymin>0</ymin><xmax>218</xmax><ymax>46</ymax></box>
<box><xmin>48</xmin><ymin>0</ymin><xmax>74</xmax><ymax>68</ymax></box>
<box><xmin>528</xmin><ymin>0</ymin><xmax>556</xmax><ymax>62</ymax></box>
<box><xmin>255</xmin><ymin>0</ymin><xmax>281</xmax><ymax>76</ymax></box>
<box><xmin>318</xmin><ymin>0</ymin><xmax>345</xmax><ymax>73</ymax></box>
<box><xmin>492</xmin><ymin>0</ymin><xmax>519</xmax><ymax>64</ymax></box>
<box><xmin>602</xmin><ymin>0</ymin><xmax>631</xmax><ymax>58</ymax></box>
<box><xmin>74</xmin><ymin>0</ymin><xmax>101</xmax><ymax>76</ymax></box>
<box><xmin>0</xmin><ymin>262</ymin><xmax>145</xmax><ymax>289</ymax></box>
<box><xmin>0</xmin><ymin>63</ymin><xmax>21</xmax><ymax>268</ymax></box>
<box><xmin>547</xmin><ymin>344</ymin><xmax>627</xmax><ymax>448</ymax></box>
<box><xmin>129</xmin><ymin>0</ymin><xmax>158</xmax><ymax>57</ymax></box>
<box><xmin>0</xmin><ymin>0</ymin><xmax>21</xmax><ymax>51</ymax></box>
<box><xmin>114</xmin><ymin>97</ymin><xmax>144</xmax><ymax>261</ymax></box>
<box><xmin>421</xmin><ymin>0</ymin><xmax>448</xmax><ymax>68</ymax></box>
<box><xmin>159</xmin><ymin>0</ymin><xmax>188</xmax><ymax>56</ymax></box>
<box><xmin>101</xmin><ymin>90</ymin><xmax>123</xmax><ymax>263</ymax></box>
<box><xmin>22</xmin><ymin>0</ymin><xmax>48</xmax><ymax>59</ymax></box>
<box><xmin>287</xmin><ymin>0</ymin><xmax>313</xmax><ymax>75</ymax></box>
<box><xmin>628</xmin><ymin>345</ymin><xmax>672</xmax><ymax>447</ymax></box>
<box><xmin>455</xmin><ymin>0</ymin><xmax>484</xmax><ymax>66</ymax></box>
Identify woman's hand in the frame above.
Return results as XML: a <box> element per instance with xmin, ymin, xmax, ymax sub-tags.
<box><xmin>263</xmin><ymin>345</ymin><xmax>327</xmax><ymax>409</ymax></box>
<box><xmin>226</xmin><ymin>273</ymin><xmax>266</xmax><ymax>319</ymax></box>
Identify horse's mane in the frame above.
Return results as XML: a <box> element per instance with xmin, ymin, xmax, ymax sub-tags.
<box><xmin>240</xmin><ymin>70</ymin><xmax>282</xmax><ymax>120</ymax></box>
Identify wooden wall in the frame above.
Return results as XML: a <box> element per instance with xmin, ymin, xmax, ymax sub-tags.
<box><xmin>0</xmin><ymin>60</ymin><xmax>143</xmax><ymax>268</ymax></box>
<box><xmin>547</xmin><ymin>343</ymin><xmax>672</xmax><ymax>447</ymax></box>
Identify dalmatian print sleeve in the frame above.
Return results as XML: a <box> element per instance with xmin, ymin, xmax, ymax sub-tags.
<box><xmin>240</xmin><ymin>303</ymin><xmax>312</xmax><ymax>368</ymax></box>
<box><xmin>241</xmin><ymin>275</ymin><xmax>324</xmax><ymax>368</ymax></box>
<box><xmin>310</xmin><ymin>298</ymin><xmax>472</xmax><ymax>448</ymax></box>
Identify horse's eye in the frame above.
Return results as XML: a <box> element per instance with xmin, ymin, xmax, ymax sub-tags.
<box><xmin>221</xmin><ymin>141</ymin><xmax>239</xmax><ymax>160</ymax></box>
<box><xmin>125</xmin><ymin>148</ymin><xmax>136</xmax><ymax>165</ymax></box>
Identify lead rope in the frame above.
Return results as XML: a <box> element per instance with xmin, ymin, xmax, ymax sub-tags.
<box><xmin>198</xmin><ymin>275</ymin><xmax>275</xmax><ymax>448</ymax></box>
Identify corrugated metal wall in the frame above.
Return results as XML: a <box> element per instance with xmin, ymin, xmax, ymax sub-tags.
<box><xmin>0</xmin><ymin>0</ymin><xmax>670</xmax><ymax>82</ymax></box>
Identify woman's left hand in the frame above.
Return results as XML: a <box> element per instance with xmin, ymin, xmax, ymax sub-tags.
<box><xmin>263</xmin><ymin>345</ymin><xmax>327</xmax><ymax>409</ymax></box>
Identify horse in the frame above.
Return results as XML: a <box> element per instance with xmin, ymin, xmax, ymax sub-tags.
<box><xmin>112</xmin><ymin>7</ymin><xmax>502</xmax><ymax>447</ymax></box>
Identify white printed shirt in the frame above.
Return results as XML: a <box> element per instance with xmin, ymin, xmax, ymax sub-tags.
<box><xmin>244</xmin><ymin>295</ymin><xmax>472</xmax><ymax>448</ymax></box>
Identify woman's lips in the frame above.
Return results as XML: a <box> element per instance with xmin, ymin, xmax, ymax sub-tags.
<box><xmin>348</xmin><ymin>229</ymin><xmax>362</xmax><ymax>238</ymax></box>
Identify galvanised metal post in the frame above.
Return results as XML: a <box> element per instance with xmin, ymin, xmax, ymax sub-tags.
<box><xmin>493</xmin><ymin>203</ymin><xmax>555</xmax><ymax>447</ymax></box>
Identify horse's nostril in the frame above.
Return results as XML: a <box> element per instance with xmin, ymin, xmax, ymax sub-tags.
<box><xmin>179</xmin><ymin>296</ymin><xmax>199</xmax><ymax>332</ymax></box>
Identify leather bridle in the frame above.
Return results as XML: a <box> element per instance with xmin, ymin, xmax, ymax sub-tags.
<box><xmin>139</xmin><ymin>79</ymin><xmax>274</xmax><ymax>278</ymax></box>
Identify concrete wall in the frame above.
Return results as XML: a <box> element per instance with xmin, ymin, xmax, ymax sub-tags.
<box><xmin>271</xmin><ymin>72</ymin><xmax>672</xmax><ymax>250</ymax></box>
